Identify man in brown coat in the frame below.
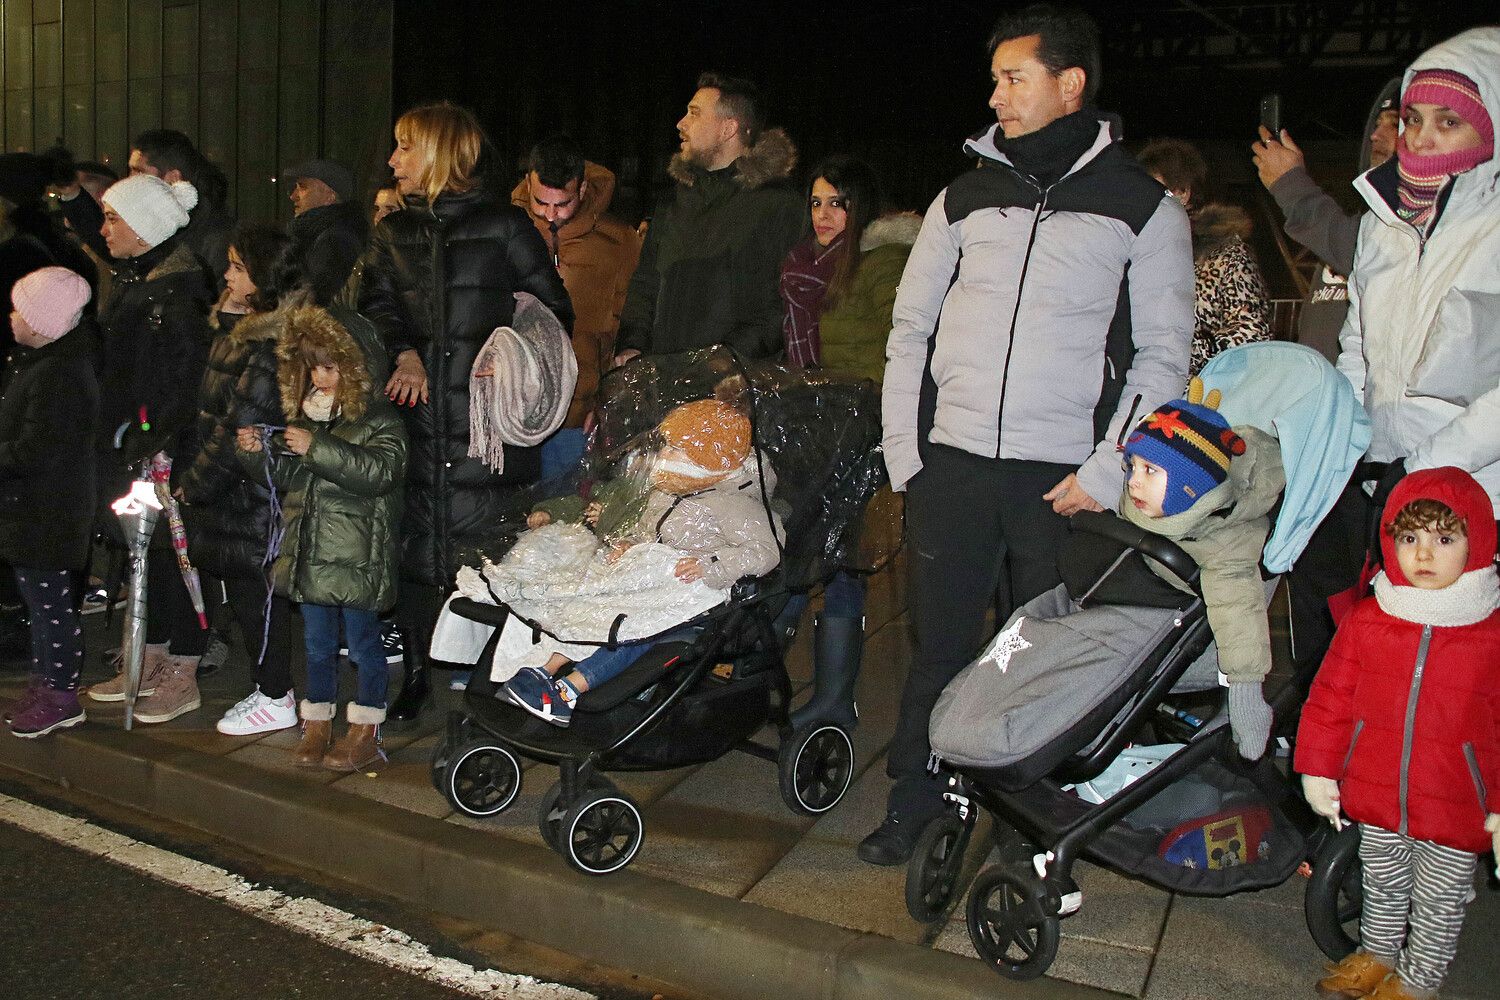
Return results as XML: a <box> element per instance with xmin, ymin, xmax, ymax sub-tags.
<box><xmin>510</xmin><ymin>135</ymin><xmax>641</xmax><ymax>478</ymax></box>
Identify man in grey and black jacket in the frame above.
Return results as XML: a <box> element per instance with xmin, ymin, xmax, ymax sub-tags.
<box><xmin>862</xmin><ymin>2</ymin><xmax>1193</xmax><ymax>866</ymax></box>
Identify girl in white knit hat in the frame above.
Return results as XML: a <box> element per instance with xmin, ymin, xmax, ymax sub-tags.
<box><xmin>84</xmin><ymin>174</ymin><xmax>217</xmax><ymax>724</ymax></box>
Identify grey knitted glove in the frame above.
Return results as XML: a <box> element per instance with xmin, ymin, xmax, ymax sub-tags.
<box><xmin>1228</xmin><ymin>682</ymin><xmax>1273</xmax><ymax>760</ymax></box>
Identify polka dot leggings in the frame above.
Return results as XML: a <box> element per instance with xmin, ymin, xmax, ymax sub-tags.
<box><xmin>13</xmin><ymin>568</ymin><xmax>83</xmax><ymax>692</ymax></box>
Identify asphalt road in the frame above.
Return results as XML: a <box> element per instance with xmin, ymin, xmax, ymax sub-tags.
<box><xmin>0</xmin><ymin>817</ymin><xmax>556</xmax><ymax>1000</ymax></box>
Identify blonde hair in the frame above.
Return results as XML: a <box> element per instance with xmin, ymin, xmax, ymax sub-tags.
<box><xmin>394</xmin><ymin>102</ymin><xmax>485</xmax><ymax>204</ymax></box>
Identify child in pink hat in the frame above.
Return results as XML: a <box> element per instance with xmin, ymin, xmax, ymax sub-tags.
<box><xmin>1</xmin><ymin>267</ymin><xmax>101</xmax><ymax>737</ymax></box>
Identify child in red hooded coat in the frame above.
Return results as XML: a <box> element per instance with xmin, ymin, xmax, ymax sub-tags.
<box><xmin>1296</xmin><ymin>467</ymin><xmax>1500</xmax><ymax>1000</ymax></box>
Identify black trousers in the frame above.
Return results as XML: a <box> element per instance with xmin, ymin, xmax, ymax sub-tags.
<box><xmin>223</xmin><ymin>576</ymin><xmax>295</xmax><ymax>700</ymax></box>
<box><xmin>145</xmin><ymin>546</ymin><xmax>209</xmax><ymax>656</ymax></box>
<box><xmin>886</xmin><ymin>445</ymin><xmax>1074</xmax><ymax>816</ymax></box>
<box><xmin>398</xmin><ymin>581</ymin><xmax>447</xmax><ymax>667</ymax></box>
<box><xmin>1286</xmin><ymin>473</ymin><xmax>1371</xmax><ymax>680</ymax></box>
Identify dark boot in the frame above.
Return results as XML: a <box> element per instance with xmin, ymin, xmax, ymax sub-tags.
<box><xmin>790</xmin><ymin>615</ymin><xmax>862</xmax><ymax>730</ymax></box>
<box><xmin>387</xmin><ymin>645</ymin><xmax>430</xmax><ymax>725</ymax></box>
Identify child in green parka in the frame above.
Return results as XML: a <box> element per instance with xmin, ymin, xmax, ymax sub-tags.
<box><xmin>236</xmin><ymin>306</ymin><xmax>406</xmax><ymax>773</ymax></box>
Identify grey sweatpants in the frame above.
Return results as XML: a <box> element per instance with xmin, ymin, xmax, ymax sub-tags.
<box><xmin>1359</xmin><ymin>823</ymin><xmax>1478</xmax><ymax>994</ymax></box>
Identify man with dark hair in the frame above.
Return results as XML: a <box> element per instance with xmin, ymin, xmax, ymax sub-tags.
<box><xmin>615</xmin><ymin>71</ymin><xmax>804</xmax><ymax>363</ymax></box>
<box><xmin>863</xmin><ymin>2</ymin><xmax>1194</xmax><ymax>865</ymax></box>
<box><xmin>283</xmin><ymin>159</ymin><xmax>369</xmax><ymax>306</ymax></box>
<box><xmin>129</xmin><ymin>129</ymin><xmax>234</xmax><ymax>290</ymax></box>
<box><xmin>511</xmin><ymin>135</ymin><xmax>641</xmax><ymax>478</ymax></box>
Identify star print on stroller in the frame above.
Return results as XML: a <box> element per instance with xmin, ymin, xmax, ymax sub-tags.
<box><xmin>426</xmin><ymin>347</ymin><xmax>891</xmax><ymax>875</ymax></box>
<box><xmin>902</xmin><ymin>343</ymin><xmax>1377</xmax><ymax>981</ymax></box>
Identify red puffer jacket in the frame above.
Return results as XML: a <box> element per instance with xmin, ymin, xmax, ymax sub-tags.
<box><xmin>1296</xmin><ymin>467</ymin><xmax>1500</xmax><ymax>854</ymax></box>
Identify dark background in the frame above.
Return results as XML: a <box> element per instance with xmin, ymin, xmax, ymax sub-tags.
<box><xmin>394</xmin><ymin>0</ymin><xmax>1494</xmax><ymax>220</ymax></box>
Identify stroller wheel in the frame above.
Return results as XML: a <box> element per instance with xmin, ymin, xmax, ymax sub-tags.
<box><xmin>1305</xmin><ymin>823</ymin><xmax>1363</xmax><ymax>961</ymax></box>
<box><xmin>560</xmin><ymin>787</ymin><xmax>644</xmax><ymax>875</ymax></box>
<box><xmin>966</xmin><ymin>866</ymin><xmax>1060</xmax><ymax>981</ymax></box>
<box><xmin>905</xmin><ymin>814</ymin><xmax>968</xmax><ymax>924</ymax></box>
<box><xmin>778</xmin><ymin>723</ymin><xmax>854</xmax><ymax>816</ymax></box>
<box><xmin>444</xmin><ymin>739</ymin><xmax>522</xmax><ymax>818</ymax></box>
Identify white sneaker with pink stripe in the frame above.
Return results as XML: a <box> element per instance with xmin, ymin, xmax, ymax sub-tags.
<box><xmin>216</xmin><ymin>688</ymin><xmax>298</xmax><ymax>736</ymax></box>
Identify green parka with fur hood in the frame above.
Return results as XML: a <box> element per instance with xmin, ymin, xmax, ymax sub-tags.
<box><xmin>240</xmin><ymin>307</ymin><xmax>407</xmax><ymax>612</ymax></box>
<box><xmin>1119</xmin><ymin>425</ymin><xmax>1286</xmax><ymax>684</ymax></box>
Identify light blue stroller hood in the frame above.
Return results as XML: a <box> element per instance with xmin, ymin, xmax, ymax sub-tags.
<box><xmin>1198</xmin><ymin>342</ymin><xmax>1371</xmax><ymax>574</ymax></box>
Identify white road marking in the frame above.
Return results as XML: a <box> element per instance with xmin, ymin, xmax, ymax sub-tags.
<box><xmin>0</xmin><ymin>791</ymin><xmax>595</xmax><ymax>1000</ymax></box>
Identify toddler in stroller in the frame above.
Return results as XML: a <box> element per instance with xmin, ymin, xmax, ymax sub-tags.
<box><xmin>906</xmin><ymin>342</ymin><xmax>1374</xmax><ymax>981</ymax></box>
<box><xmin>426</xmin><ymin>348</ymin><xmax>889</xmax><ymax>874</ymax></box>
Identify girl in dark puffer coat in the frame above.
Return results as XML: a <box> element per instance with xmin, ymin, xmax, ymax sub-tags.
<box><xmin>1</xmin><ymin>269</ymin><xmax>99</xmax><ymax>737</ymax></box>
<box><xmin>181</xmin><ymin>225</ymin><xmax>305</xmax><ymax>737</ymax></box>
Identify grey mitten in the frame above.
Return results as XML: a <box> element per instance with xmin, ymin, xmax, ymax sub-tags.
<box><xmin>1228</xmin><ymin>682</ymin><xmax>1273</xmax><ymax>760</ymax></box>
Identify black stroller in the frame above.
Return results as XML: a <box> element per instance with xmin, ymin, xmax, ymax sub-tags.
<box><xmin>901</xmin><ymin>343</ymin><xmax>1372</xmax><ymax>981</ymax></box>
<box><xmin>428</xmin><ymin>348</ymin><xmax>890</xmax><ymax>875</ymax></box>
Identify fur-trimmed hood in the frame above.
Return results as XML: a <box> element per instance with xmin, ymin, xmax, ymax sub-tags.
<box><xmin>860</xmin><ymin>211</ymin><xmax>923</xmax><ymax>253</ymax></box>
<box><xmin>1191</xmin><ymin>202</ymin><xmax>1254</xmax><ymax>260</ymax></box>
<box><xmin>276</xmin><ymin>306</ymin><xmax>373</xmax><ymax>424</ymax></box>
<box><xmin>668</xmin><ymin>128</ymin><xmax>798</xmax><ymax>190</ymax></box>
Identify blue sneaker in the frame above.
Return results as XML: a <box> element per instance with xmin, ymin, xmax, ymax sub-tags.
<box><xmin>503</xmin><ymin>667</ymin><xmax>571</xmax><ymax>727</ymax></box>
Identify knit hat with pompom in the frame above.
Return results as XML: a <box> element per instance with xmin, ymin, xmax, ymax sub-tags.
<box><xmin>101</xmin><ymin>174</ymin><xmax>198</xmax><ymax>248</ymax></box>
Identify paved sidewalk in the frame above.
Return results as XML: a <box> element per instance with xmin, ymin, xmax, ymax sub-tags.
<box><xmin>1</xmin><ymin>567</ymin><xmax>1495</xmax><ymax>999</ymax></box>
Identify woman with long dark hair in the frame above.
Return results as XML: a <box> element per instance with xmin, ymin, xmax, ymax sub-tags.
<box><xmin>360</xmin><ymin>102</ymin><xmax>573</xmax><ymax>721</ymax></box>
<box><xmin>777</xmin><ymin>155</ymin><xmax>919</xmax><ymax>729</ymax></box>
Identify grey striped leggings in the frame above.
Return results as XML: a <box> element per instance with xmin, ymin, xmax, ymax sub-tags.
<box><xmin>1359</xmin><ymin>823</ymin><xmax>1478</xmax><ymax>993</ymax></box>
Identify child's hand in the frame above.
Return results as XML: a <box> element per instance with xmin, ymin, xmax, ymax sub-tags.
<box><xmin>283</xmin><ymin>427</ymin><xmax>313</xmax><ymax>456</ymax></box>
<box><xmin>1487</xmin><ymin>815</ymin><xmax>1500</xmax><ymax>878</ymax></box>
<box><xmin>584</xmin><ymin>502</ymin><xmax>603</xmax><ymax>526</ymax></box>
<box><xmin>674</xmin><ymin>557</ymin><xmax>705</xmax><ymax>582</ymax></box>
<box><xmin>236</xmin><ymin>427</ymin><xmax>263</xmax><ymax>453</ymax></box>
<box><xmin>1302</xmin><ymin>774</ymin><xmax>1344</xmax><ymax>831</ymax></box>
<box><xmin>527</xmin><ymin>511</ymin><xmax>552</xmax><ymax>529</ymax></box>
<box><xmin>605</xmin><ymin>540</ymin><xmax>633</xmax><ymax>564</ymax></box>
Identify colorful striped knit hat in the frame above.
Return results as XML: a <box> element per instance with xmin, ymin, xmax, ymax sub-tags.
<box><xmin>1396</xmin><ymin>69</ymin><xmax>1494</xmax><ymax>230</ymax></box>
<box><xmin>1123</xmin><ymin>379</ymin><xmax>1246</xmax><ymax>516</ymax></box>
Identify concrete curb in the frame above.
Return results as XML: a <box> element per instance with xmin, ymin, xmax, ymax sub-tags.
<box><xmin>0</xmin><ymin>726</ymin><xmax>1111</xmax><ymax>1000</ymax></box>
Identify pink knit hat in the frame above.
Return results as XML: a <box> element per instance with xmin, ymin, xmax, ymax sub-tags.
<box><xmin>1403</xmin><ymin>69</ymin><xmax>1495</xmax><ymax>149</ymax></box>
<box><xmin>11</xmin><ymin>267</ymin><xmax>92</xmax><ymax>341</ymax></box>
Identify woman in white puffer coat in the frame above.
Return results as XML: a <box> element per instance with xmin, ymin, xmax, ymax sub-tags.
<box><xmin>1336</xmin><ymin>27</ymin><xmax>1500</xmax><ymax>517</ymax></box>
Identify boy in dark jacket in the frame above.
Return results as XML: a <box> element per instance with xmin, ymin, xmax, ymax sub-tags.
<box><xmin>1297</xmin><ymin>467</ymin><xmax>1500</xmax><ymax>1000</ymax></box>
<box><xmin>1</xmin><ymin>268</ymin><xmax>100</xmax><ymax>737</ymax></box>
<box><xmin>237</xmin><ymin>307</ymin><xmax>406</xmax><ymax>772</ymax></box>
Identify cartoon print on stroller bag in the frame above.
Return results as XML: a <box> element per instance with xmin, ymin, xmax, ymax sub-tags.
<box><xmin>426</xmin><ymin>347</ymin><xmax>892</xmax><ymax>875</ymax></box>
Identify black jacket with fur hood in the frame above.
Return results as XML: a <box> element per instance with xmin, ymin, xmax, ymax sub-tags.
<box><xmin>619</xmin><ymin>129</ymin><xmax>806</xmax><ymax>359</ymax></box>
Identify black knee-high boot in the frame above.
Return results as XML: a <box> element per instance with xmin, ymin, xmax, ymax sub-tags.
<box><xmin>387</xmin><ymin>643</ymin><xmax>430</xmax><ymax>724</ymax></box>
<box><xmin>790</xmin><ymin>614</ymin><xmax>862</xmax><ymax>730</ymax></box>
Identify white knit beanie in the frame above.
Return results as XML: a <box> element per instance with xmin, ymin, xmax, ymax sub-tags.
<box><xmin>101</xmin><ymin>174</ymin><xmax>199</xmax><ymax>248</ymax></box>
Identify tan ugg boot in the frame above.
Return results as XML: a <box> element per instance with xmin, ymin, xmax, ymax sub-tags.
<box><xmin>294</xmin><ymin>701</ymin><xmax>336</xmax><ymax>767</ymax></box>
<box><xmin>321</xmin><ymin>704</ymin><xmax>387</xmax><ymax>772</ymax></box>
<box><xmin>1318</xmin><ymin>952</ymin><xmax>1396</xmax><ymax>999</ymax></box>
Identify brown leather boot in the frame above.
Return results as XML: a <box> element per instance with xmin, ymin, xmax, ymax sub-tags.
<box><xmin>1318</xmin><ymin>951</ymin><xmax>1396</xmax><ymax>999</ymax></box>
<box><xmin>294</xmin><ymin>701</ymin><xmax>336</xmax><ymax>768</ymax></box>
<box><xmin>322</xmin><ymin>723</ymin><xmax>386</xmax><ymax>772</ymax></box>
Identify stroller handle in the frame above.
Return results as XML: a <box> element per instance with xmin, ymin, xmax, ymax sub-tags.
<box><xmin>1070</xmin><ymin>510</ymin><xmax>1201</xmax><ymax>594</ymax></box>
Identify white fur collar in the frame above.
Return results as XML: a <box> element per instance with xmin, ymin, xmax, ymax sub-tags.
<box><xmin>1373</xmin><ymin>566</ymin><xmax>1500</xmax><ymax>627</ymax></box>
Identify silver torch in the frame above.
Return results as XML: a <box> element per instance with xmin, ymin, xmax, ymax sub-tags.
<box><xmin>111</xmin><ymin>477</ymin><xmax>162</xmax><ymax>730</ymax></box>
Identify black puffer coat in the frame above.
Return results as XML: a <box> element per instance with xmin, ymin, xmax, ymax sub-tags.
<box><xmin>95</xmin><ymin>238</ymin><xmax>215</xmax><ymax>507</ymax></box>
<box><xmin>290</xmin><ymin>200</ymin><xmax>369</xmax><ymax>306</ymax></box>
<box><xmin>180</xmin><ymin>308</ymin><xmax>285</xmax><ymax>581</ymax></box>
<box><xmin>0</xmin><ymin>329</ymin><xmax>99</xmax><ymax>571</ymax></box>
<box><xmin>358</xmin><ymin>186</ymin><xmax>573</xmax><ymax>588</ymax></box>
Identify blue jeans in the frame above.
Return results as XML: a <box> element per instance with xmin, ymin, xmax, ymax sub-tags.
<box><xmin>570</xmin><ymin>626</ymin><xmax>699</xmax><ymax>690</ymax></box>
<box><xmin>302</xmin><ymin>604</ymin><xmax>386</xmax><ymax>710</ymax></box>
<box><xmin>539</xmin><ymin>427</ymin><xmax>587</xmax><ymax>482</ymax></box>
<box><xmin>778</xmin><ymin>570</ymin><xmax>868</xmax><ymax>634</ymax></box>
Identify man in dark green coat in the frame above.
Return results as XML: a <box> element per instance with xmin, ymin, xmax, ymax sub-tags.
<box><xmin>615</xmin><ymin>73</ymin><xmax>805</xmax><ymax>364</ymax></box>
